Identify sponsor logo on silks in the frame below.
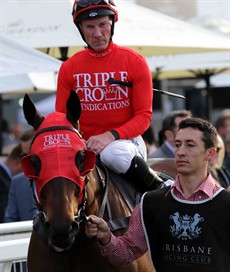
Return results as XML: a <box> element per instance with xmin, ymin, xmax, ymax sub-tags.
<box><xmin>169</xmin><ymin>212</ymin><xmax>204</xmax><ymax>240</ymax></box>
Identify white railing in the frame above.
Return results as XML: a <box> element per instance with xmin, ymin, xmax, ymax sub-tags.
<box><xmin>0</xmin><ymin>221</ymin><xmax>32</xmax><ymax>272</ymax></box>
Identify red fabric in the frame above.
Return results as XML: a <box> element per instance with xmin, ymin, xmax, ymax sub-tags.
<box><xmin>56</xmin><ymin>42</ymin><xmax>153</xmax><ymax>140</ymax></box>
<box><xmin>21</xmin><ymin>112</ymin><xmax>96</xmax><ymax>201</ymax></box>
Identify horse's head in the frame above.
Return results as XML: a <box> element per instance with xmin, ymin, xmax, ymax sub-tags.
<box><xmin>21</xmin><ymin>91</ymin><xmax>96</xmax><ymax>251</ymax></box>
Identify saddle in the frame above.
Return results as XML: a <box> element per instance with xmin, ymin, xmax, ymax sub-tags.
<box><xmin>95</xmin><ymin>158</ymin><xmax>141</xmax><ymax>232</ymax></box>
<box><xmin>95</xmin><ymin>157</ymin><xmax>174</xmax><ymax>232</ymax></box>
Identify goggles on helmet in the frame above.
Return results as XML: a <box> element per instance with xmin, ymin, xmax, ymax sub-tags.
<box><xmin>72</xmin><ymin>0</ymin><xmax>118</xmax><ymax>24</ymax></box>
<box><xmin>73</xmin><ymin>0</ymin><xmax>115</xmax><ymax>13</ymax></box>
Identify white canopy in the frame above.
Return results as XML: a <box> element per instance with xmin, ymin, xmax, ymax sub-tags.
<box><xmin>1</xmin><ymin>0</ymin><xmax>229</xmax><ymax>57</ymax></box>
<box><xmin>0</xmin><ymin>36</ymin><xmax>62</xmax><ymax>93</ymax></box>
<box><xmin>146</xmin><ymin>51</ymin><xmax>230</xmax><ymax>79</ymax></box>
<box><xmin>114</xmin><ymin>1</ymin><xmax>230</xmax><ymax>56</ymax></box>
<box><xmin>1</xmin><ymin>36</ymin><xmax>62</xmax><ymax>77</ymax></box>
<box><xmin>0</xmin><ymin>0</ymin><xmax>82</xmax><ymax>49</ymax></box>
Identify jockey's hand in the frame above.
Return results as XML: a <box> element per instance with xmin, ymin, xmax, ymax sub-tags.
<box><xmin>86</xmin><ymin>131</ymin><xmax>115</xmax><ymax>154</ymax></box>
<box><xmin>85</xmin><ymin>215</ymin><xmax>111</xmax><ymax>246</ymax></box>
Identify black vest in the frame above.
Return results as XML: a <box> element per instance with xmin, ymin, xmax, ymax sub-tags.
<box><xmin>142</xmin><ymin>187</ymin><xmax>230</xmax><ymax>272</ymax></box>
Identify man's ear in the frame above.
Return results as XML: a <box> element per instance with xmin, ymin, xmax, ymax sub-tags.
<box><xmin>207</xmin><ymin>147</ymin><xmax>216</xmax><ymax>162</ymax></box>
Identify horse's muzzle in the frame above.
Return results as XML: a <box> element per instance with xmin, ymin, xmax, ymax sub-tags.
<box><xmin>44</xmin><ymin>220</ymin><xmax>80</xmax><ymax>252</ymax></box>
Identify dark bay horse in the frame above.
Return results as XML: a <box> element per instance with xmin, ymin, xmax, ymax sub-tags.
<box><xmin>21</xmin><ymin>91</ymin><xmax>155</xmax><ymax>272</ymax></box>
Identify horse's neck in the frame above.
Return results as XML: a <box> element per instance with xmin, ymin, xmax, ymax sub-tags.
<box><xmin>85</xmin><ymin>168</ymin><xmax>132</xmax><ymax>221</ymax></box>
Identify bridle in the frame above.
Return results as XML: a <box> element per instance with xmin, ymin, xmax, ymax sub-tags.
<box><xmin>23</xmin><ymin>123</ymin><xmax>97</xmax><ymax>251</ymax></box>
<box><xmin>29</xmin><ymin>176</ymin><xmax>89</xmax><ymax>227</ymax></box>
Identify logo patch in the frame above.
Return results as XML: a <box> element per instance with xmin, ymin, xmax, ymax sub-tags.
<box><xmin>43</xmin><ymin>133</ymin><xmax>71</xmax><ymax>148</ymax></box>
<box><xmin>89</xmin><ymin>12</ymin><xmax>98</xmax><ymax>17</ymax></box>
<box><xmin>169</xmin><ymin>212</ymin><xmax>204</xmax><ymax>240</ymax></box>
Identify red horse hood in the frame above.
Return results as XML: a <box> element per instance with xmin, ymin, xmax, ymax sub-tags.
<box><xmin>21</xmin><ymin>112</ymin><xmax>96</xmax><ymax>201</ymax></box>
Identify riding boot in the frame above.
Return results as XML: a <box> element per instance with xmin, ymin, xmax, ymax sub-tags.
<box><xmin>124</xmin><ymin>155</ymin><xmax>165</xmax><ymax>193</ymax></box>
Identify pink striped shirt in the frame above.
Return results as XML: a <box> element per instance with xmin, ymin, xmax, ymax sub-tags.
<box><xmin>100</xmin><ymin>173</ymin><xmax>222</xmax><ymax>267</ymax></box>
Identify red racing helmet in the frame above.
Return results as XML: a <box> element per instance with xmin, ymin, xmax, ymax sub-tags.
<box><xmin>72</xmin><ymin>0</ymin><xmax>118</xmax><ymax>42</ymax></box>
<box><xmin>72</xmin><ymin>0</ymin><xmax>118</xmax><ymax>24</ymax></box>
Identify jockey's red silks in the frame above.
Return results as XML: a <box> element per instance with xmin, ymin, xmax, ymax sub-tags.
<box><xmin>21</xmin><ymin>112</ymin><xmax>96</xmax><ymax>202</ymax></box>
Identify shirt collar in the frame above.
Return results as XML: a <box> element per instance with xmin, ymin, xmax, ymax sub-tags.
<box><xmin>172</xmin><ymin>172</ymin><xmax>220</xmax><ymax>200</ymax></box>
<box><xmin>88</xmin><ymin>41</ymin><xmax>114</xmax><ymax>58</ymax></box>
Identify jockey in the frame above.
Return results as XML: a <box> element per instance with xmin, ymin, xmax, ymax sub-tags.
<box><xmin>56</xmin><ymin>0</ymin><xmax>164</xmax><ymax>192</ymax></box>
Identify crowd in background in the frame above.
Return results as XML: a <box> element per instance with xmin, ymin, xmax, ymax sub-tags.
<box><xmin>0</xmin><ymin>108</ymin><xmax>230</xmax><ymax>225</ymax></box>
<box><xmin>143</xmin><ymin>108</ymin><xmax>230</xmax><ymax>191</ymax></box>
<box><xmin>0</xmin><ymin>126</ymin><xmax>37</xmax><ymax>224</ymax></box>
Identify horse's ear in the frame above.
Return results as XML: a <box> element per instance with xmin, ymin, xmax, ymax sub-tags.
<box><xmin>66</xmin><ymin>90</ymin><xmax>81</xmax><ymax>125</ymax></box>
<box><xmin>23</xmin><ymin>94</ymin><xmax>44</xmax><ymax>131</ymax></box>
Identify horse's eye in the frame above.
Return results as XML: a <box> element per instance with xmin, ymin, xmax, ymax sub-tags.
<box><xmin>75</xmin><ymin>150</ymin><xmax>86</xmax><ymax>174</ymax></box>
<box><xmin>30</xmin><ymin>155</ymin><xmax>41</xmax><ymax>177</ymax></box>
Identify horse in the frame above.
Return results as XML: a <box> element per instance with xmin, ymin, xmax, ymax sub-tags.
<box><xmin>21</xmin><ymin>91</ymin><xmax>174</xmax><ymax>272</ymax></box>
<box><xmin>148</xmin><ymin>158</ymin><xmax>177</xmax><ymax>180</ymax></box>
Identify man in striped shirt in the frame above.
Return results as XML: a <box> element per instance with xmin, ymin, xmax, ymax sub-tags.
<box><xmin>85</xmin><ymin>117</ymin><xmax>230</xmax><ymax>272</ymax></box>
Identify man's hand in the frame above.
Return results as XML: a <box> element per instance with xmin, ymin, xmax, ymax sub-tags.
<box><xmin>86</xmin><ymin>131</ymin><xmax>115</xmax><ymax>154</ymax></box>
<box><xmin>85</xmin><ymin>215</ymin><xmax>111</xmax><ymax>246</ymax></box>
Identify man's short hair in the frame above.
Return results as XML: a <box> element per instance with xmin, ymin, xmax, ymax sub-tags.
<box><xmin>162</xmin><ymin>110</ymin><xmax>192</xmax><ymax>131</ymax></box>
<box><xmin>215</xmin><ymin>115</ymin><xmax>230</xmax><ymax>131</ymax></box>
<box><xmin>7</xmin><ymin>144</ymin><xmax>22</xmax><ymax>160</ymax></box>
<box><xmin>179</xmin><ymin>117</ymin><xmax>218</xmax><ymax>150</ymax></box>
<box><xmin>158</xmin><ymin>110</ymin><xmax>192</xmax><ymax>145</ymax></box>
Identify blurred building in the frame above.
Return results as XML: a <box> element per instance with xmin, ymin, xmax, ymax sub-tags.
<box><xmin>136</xmin><ymin>0</ymin><xmax>197</xmax><ymax>20</ymax></box>
<box><xmin>136</xmin><ymin>0</ymin><xmax>229</xmax><ymax>22</ymax></box>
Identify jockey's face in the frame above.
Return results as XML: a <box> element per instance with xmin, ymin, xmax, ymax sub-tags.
<box><xmin>80</xmin><ymin>16</ymin><xmax>112</xmax><ymax>51</ymax></box>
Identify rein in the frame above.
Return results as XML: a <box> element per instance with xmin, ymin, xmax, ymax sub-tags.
<box><xmin>95</xmin><ymin>160</ymin><xmax>133</xmax><ymax>232</ymax></box>
<box><xmin>96</xmin><ymin>164</ymin><xmax>109</xmax><ymax>218</ymax></box>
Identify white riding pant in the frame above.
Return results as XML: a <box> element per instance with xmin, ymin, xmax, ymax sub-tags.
<box><xmin>100</xmin><ymin>135</ymin><xmax>147</xmax><ymax>174</ymax></box>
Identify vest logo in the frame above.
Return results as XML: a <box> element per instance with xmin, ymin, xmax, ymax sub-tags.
<box><xmin>169</xmin><ymin>212</ymin><xmax>204</xmax><ymax>240</ymax></box>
